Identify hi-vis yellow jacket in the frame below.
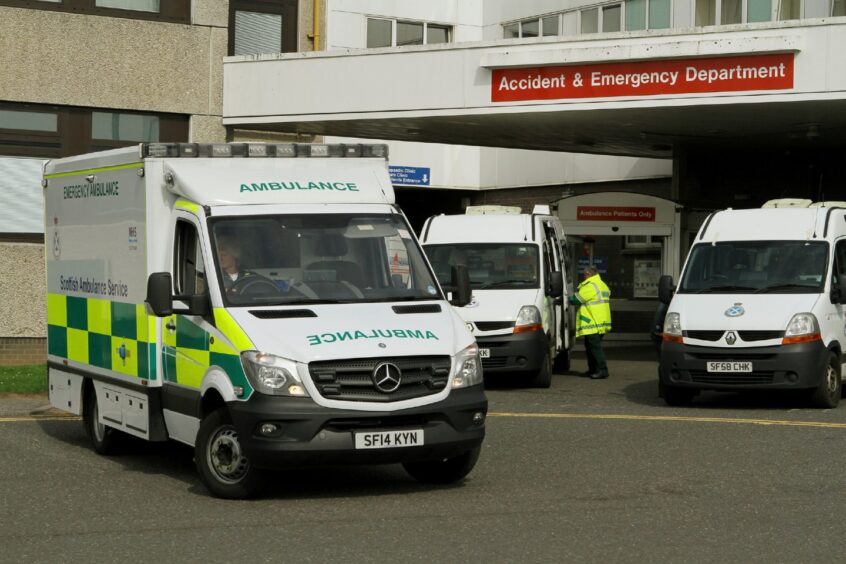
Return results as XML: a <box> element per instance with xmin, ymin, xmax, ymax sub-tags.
<box><xmin>570</xmin><ymin>274</ymin><xmax>612</xmax><ymax>337</ymax></box>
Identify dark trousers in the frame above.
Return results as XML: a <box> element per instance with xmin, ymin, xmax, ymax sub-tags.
<box><xmin>584</xmin><ymin>333</ymin><xmax>608</xmax><ymax>375</ymax></box>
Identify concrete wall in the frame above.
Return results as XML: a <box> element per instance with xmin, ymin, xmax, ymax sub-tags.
<box><xmin>0</xmin><ymin>243</ymin><xmax>45</xmax><ymax>338</ymax></box>
<box><xmin>0</xmin><ymin>2</ymin><xmax>229</xmax><ymax>142</ymax></box>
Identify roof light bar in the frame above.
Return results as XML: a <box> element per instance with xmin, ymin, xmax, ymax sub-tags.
<box><xmin>141</xmin><ymin>143</ymin><xmax>388</xmax><ymax>159</ymax></box>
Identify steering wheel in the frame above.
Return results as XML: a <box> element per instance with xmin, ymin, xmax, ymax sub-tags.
<box><xmin>228</xmin><ymin>274</ymin><xmax>281</xmax><ymax>296</ymax></box>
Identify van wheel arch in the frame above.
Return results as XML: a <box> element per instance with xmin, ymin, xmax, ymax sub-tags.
<box><xmin>201</xmin><ymin>388</ymin><xmax>227</xmax><ymax>420</ymax></box>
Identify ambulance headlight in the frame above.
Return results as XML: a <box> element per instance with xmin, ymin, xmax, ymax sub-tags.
<box><xmin>452</xmin><ymin>343</ymin><xmax>483</xmax><ymax>389</ymax></box>
<box><xmin>663</xmin><ymin>312</ymin><xmax>682</xmax><ymax>337</ymax></box>
<box><xmin>241</xmin><ymin>351</ymin><xmax>309</xmax><ymax>397</ymax></box>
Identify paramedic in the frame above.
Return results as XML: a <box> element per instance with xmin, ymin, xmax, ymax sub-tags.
<box><xmin>568</xmin><ymin>265</ymin><xmax>612</xmax><ymax>379</ymax></box>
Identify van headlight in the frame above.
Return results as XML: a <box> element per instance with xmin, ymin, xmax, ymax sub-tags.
<box><xmin>452</xmin><ymin>343</ymin><xmax>483</xmax><ymax>389</ymax></box>
<box><xmin>662</xmin><ymin>312</ymin><xmax>683</xmax><ymax>344</ymax></box>
<box><xmin>783</xmin><ymin>313</ymin><xmax>821</xmax><ymax>345</ymax></box>
<box><xmin>514</xmin><ymin>305</ymin><xmax>543</xmax><ymax>333</ymax></box>
<box><xmin>241</xmin><ymin>351</ymin><xmax>309</xmax><ymax>396</ymax></box>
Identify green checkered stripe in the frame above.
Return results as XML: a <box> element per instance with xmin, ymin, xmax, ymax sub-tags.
<box><xmin>161</xmin><ymin>312</ymin><xmax>252</xmax><ymax>397</ymax></box>
<box><xmin>47</xmin><ymin>294</ymin><xmax>155</xmax><ymax>380</ymax></box>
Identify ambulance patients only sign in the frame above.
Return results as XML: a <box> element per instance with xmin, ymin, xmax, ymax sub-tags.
<box><xmin>491</xmin><ymin>53</ymin><xmax>793</xmax><ymax>102</ymax></box>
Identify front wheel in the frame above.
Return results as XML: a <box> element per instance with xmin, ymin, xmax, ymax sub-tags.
<box><xmin>809</xmin><ymin>352</ymin><xmax>841</xmax><ymax>409</ymax></box>
<box><xmin>403</xmin><ymin>447</ymin><xmax>481</xmax><ymax>484</ymax></box>
<box><xmin>195</xmin><ymin>407</ymin><xmax>266</xmax><ymax>499</ymax></box>
<box><xmin>530</xmin><ymin>349</ymin><xmax>553</xmax><ymax>388</ymax></box>
<box><xmin>660</xmin><ymin>381</ymin><xmax>696</xmax><ymax>407</ymax></box>
<box><xmin>83</xmin><ymin>385</ymin><xmax>119</xmax><ymax>454</ymax></box>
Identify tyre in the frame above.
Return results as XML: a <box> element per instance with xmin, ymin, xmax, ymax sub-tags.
<box><xmin>810</xmin><ymin>352</ymin><xmax>841</xmax><ymax>409</ymax></box>
<box><xmin>195</xmin><ymin>407</ymin><xmax>266</xmax><ymax>499</ymax></box>
<box><xmin>660</xmin><ymin>381</ymin><xmax>696</xmax><ymax>407</ymax></box>
<box><xmin>403</xmin><ymin>447</ymin><xmax>481</xmax><ymax>484</ymax></box>
<box><xmin>530</xmin><ymin>349</ymin><xmax>553</xmax><ymax>388</ymax></box>
<box><xmin>83</xmin><ymin>385</ymin><xmax>119</xmax><ymax>455</ymax></box>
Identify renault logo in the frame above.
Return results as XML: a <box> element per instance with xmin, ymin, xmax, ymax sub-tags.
<box><xmin>372</xmin><ymin>362</ymin><xmax>402</xmax><ymax>393</ymax></box>
<box><xmin>725</xmin><ymin>331</ymin><xmax>737</xmax><ymax>345</ymax></box>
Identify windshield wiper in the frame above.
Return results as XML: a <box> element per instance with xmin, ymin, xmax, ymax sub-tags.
<box><xmin>753</xmin><ymin>283</ymin><xmax>820</xmax><ymax>294</ymax></box>
<box><xmin>478</xmin><ymin>279</ymin><xmax>535</xmax><ymax>289</ymax></box>
<box><xmin>693</xmin><ymin>285</ymin><xmax>757</xmax><ymax>294</ymax></box>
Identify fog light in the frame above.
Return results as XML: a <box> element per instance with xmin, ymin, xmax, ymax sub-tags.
<box><xmin>786</xmin><ymin>371</ymin><xmax>799</xmax><ymax>383</ymax></box>
<box><xmin>517</xmin><ymin>356</ymin><xmax>527</xmax><ymax>366</ymax></box>
<box><xmin>472</xmin><ymin>412</ymin><xmax>485</xmax><ymax>425</ymax></box>
<box><xmin>670</xmin><ymin>370</ymin><xmax>680</xmax><ymax>382</ymax></box>
<box><xmin>260</xmin><ymin>423</ymin><xmax>278</xmax><ymax>436</ymax></box>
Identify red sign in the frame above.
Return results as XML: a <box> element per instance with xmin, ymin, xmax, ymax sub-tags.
<box><xmin>491</xmin><ymin>53</ymin><xmax>794</xmax><ymax>102</ymax></box>
<box><xmin>577</xmin><ymin>206</ymin><xmax>656</xmax><ymax>222</ymax></box>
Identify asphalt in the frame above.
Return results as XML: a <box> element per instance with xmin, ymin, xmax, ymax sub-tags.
<box><xmin>2</xmin><ymin>347</ymin><xmax>846</xmax><ymax>563</ymax></box>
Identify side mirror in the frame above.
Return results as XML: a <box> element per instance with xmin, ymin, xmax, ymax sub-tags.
<box><xmin>146</xmin><ymin>272</ymin><xmax>173</xmax><ymax>317</ymax></box>
<box><xmin>833</xmin><ymin>274</ymin><xmax>846</xmax><ymax>304</ymax></box>
<box><xmin>658</xmin><ymin>275</ymin><xmax>675</xmax><ymax>305</ymax></box>
<box><xmin>449</xmin><ymin>264</ymin><xmax>472</xmax><ymax>307</ymax></box>
<box><xmin>547</xmin><ymin>271</ymin><xmax>564</xmax><ymax>298</ymax></box>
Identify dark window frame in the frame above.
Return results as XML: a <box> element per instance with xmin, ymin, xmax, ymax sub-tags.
<box><xmin>0</xmin><ymin>0</ymin><xmax>190</xmax><ymax>24</ymax></box>
<box><xmin>0</xmin><ymin>101</ymin><xmax>188</xmax><ymax>158</ymax></box>
<box><xmin>229</xmin><ymin>0</ymin><xmax>298</xmax><ymax>56</ymax></box>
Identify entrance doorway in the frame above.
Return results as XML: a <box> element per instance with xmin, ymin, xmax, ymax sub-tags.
<box><xmin>555</xmin><ymin>193</ymin><xmax>682</xmax><ymax>341</ymax></box>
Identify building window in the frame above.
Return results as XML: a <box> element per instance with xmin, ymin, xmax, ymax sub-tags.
<box><xmin>580</xmin><ymin>3</ymin><xmax>623</xmax><ymax>33</ymax></box>
<box><xmin>229</xmin><ymin>0</ymin><xmax>297</xmax><ymax>56</ymax></box>
<box><xmin>0</xmin><ymin>102</ymin><xmax>187</xmax><ymax>159</ymax></box>
<box><xmin>696</xmin><ymin>0</ymin><xmax>772</xmax><ymax>24</ymax></box>
<box><xmin>602</xmin><ymin>4</ymin><xmax>623</xmax><ymax>30</ymax></box>
<box><xmin>367</xmin><ymin>18</ymin><xmax>452</xmax><ymax>47</ymax></box>
<box><xmin>503</xmin><ymin>15</ymin><xmax>561</xmax><ymax>38</ymax></box>
<box><xmin>0</xmin><ymin>0</ymin><xmax>189</xmax><ymax>23</ymax></box>
<box><xmin>626</xmin><ymin>0</ymin><xmax>672</xmax><ymax>30</ymax></box>
<box><xmin>581</xmin><ymin>8</ymin><xmax>599</xmax><ymax>33</ymax></box>
<box><xmin>778</xmin><ymin>0</ymin><xmax>801</xmax><ymax>18</ymax></box>
<box><xmin>833</xmin><ymin>0</ymin><xmax>846</xmax><ymax>14</ymax></box>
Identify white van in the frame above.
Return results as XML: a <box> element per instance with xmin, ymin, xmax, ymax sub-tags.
<box><xmin>421</xmin><ymin>206</ymin><xmax>572</xmax><ymax>388</ymax></box>
<box><xmin>44</xmin><ymin>142</ymin><xmax>487</xmax><ymax>498</ymax></box>
<box><xmin>658</xmin><ymin>200</ymin><xmax>846</xmax><ymax>408</ymax></box>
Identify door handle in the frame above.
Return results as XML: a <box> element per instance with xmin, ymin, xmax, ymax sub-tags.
<box><xmin>165</xmin><ymin>320</ymin><xmax>176</xmax><ymax>332</ymax></box>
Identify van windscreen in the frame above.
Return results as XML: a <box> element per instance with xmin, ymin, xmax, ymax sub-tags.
<box><xmin>425</xmin><ymin>243</ymin><xmax>540</xmax><ymax>290</ymax></box>
<box><xmin>209</xmin><ymin>214</ymin><xmax>441</xmax><ymax>306</ymax></box>
<box><xmin>678</xmin><ymin>241</ymin><xmax>829</xmax><ymax>294</ymax></box>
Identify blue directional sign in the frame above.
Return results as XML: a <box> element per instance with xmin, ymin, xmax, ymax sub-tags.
<box><xmin>389</xmin><ymin>166</ymin><xmax>431</xmax><ymax>186</ymax></box>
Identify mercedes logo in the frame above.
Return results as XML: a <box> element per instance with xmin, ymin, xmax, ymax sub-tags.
<box><xmin>371</xmin><ymin>362</ymin><xmax>402</xmax><ymax>393</ymax></box>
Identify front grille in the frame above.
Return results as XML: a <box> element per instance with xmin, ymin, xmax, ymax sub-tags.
<box><xmin>324</xmin><ymin>415</ymin><xmax>430</xmax><ymax>431</ymax></box>
<box><xmin>392</xmin><ymin>304</ymin><xmax>441</xmax><ymax>314</ymax></box>
<box><xmin>475</xmin><ymin>321</ymin><xmax>515</xmax><ymax>332</ymax></box>
<box><xmin>482</xmin><ymin>357</ymin><xmax>508</xmax><ymax>369</ymax></box>
<box><xmin>689</xmin><ymin>370</ymin><xmax>775</xmax><ymax>385</ymax></box>
<box><xmin>738</xmin><ymin>331</ymin><xmax>784</xmax><ymax>342</ymax></box>
<box><xmin>687</xmin><ymin>351</ymin><xmax>777</xmax><ymax>361</ymax></box>
<box><xmin>250</xmin><ymin>309</ymin><xmax>317</xmax><ymax>319</ymax></box>
<box><xmin>684</xmin><ymin>330</ymin><xmax>724</xmax><ymax>341</ymax></box>
<box><xmin>308</xmin><ymin>356</ymin><xmax>450</xmax><ymax>402</ymax></box>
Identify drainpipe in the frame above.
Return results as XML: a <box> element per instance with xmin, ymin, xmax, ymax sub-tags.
<box><xmin>312</xmin><ymin>0</ymin><xmax>321</xmax><ymax>51</ymax></box>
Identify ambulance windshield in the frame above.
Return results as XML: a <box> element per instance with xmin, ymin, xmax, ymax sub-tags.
<box><xmin>424</xmin><ymin>243</ymin><xmax>540</xmax><ymax>290</ymax></box>
<box><xmin>678</xmin><ymin>240</ymin><xmax>829</xmax><ymax>294</ymax></box>
<box><xmin>209</xmin><ymin>214</ymin><xmax>442</xmax><ymax>306</ymax></box>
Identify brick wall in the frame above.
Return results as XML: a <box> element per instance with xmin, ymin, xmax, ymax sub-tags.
<box><xmin>0</xmin><ymin>337</ymin><xmax>46</xmax><ymax>366</ymax></box>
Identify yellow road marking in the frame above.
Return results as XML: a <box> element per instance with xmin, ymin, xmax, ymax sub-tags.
<box><xmin>0</xmin><ymin>416</ymin><xmax>80</xmax><ymax>423</ymax></box>
<box><xmin>489</xmin><ymin>412</ymin><xmax>846</xmax><ymax>429</ymax></box>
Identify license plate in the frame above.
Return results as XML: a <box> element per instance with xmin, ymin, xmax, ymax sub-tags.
<box><xmin>706</xmin><ymin>361</ymin><xmax>753</xmax><ymax>373</ymax></box>
<box><xmin>479</xmin><ymin>348</ymin><xmax>490</xmax><ymax>358</ymax></box>
<box><xmin>354</xmin><ymin>429</ymin><xmax>424</xmax><ymax>449</ymax></box>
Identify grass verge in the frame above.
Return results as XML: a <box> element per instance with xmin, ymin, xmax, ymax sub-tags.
<box><xmin>0</xmin><ymin>365</ymin><xmax>47</xmax><ymax>394</ymax></box>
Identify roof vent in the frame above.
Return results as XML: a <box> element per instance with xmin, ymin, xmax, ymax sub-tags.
<box><xmin>465</xmin><ymin>205</ymin><xmax>522</xmax><ymax>215</ymax></box>
<box><xmin>761</xmin><ymin>198</ymin><xmax>812</xmax><ymax>208</ymax></box>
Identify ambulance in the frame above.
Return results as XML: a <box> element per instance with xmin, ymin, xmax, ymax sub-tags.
<box><xmin>658</xmin><ymin>199</ymin><xmax>846</xmax><ymax>408</ymax></box>
<box><xmin>44</xmin><ymin>142</ymin><xmax>487</xmax><ymax>498</ymax></box>
<box><xmin>421</xmin><ymin>206</ymin><xmax>572</xmax><ymax>388</ymax></box>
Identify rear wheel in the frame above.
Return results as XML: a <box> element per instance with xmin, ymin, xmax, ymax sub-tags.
<box><xmin>810</xmin><ymin>352</ymin><xmax>841</xmax><ymax>408</ymax></box>
<box><xmin>83</xmin><ymin>385</ymin><xmax>119</xmax><ymax>454</ymax></box>
<box><xmin>195</xmin><ymin>407</ymin><xmax>266</xmax><ymax>499</ymax></box>
<box><xmin>660</xmin><ymin>381</ymin><xmax>696</xmax><ymax>407</ymax></box>
<box><xmin>403</xmin><ymin>447</ymin><xmax>481</xmax><ymax>484</ymax></box>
